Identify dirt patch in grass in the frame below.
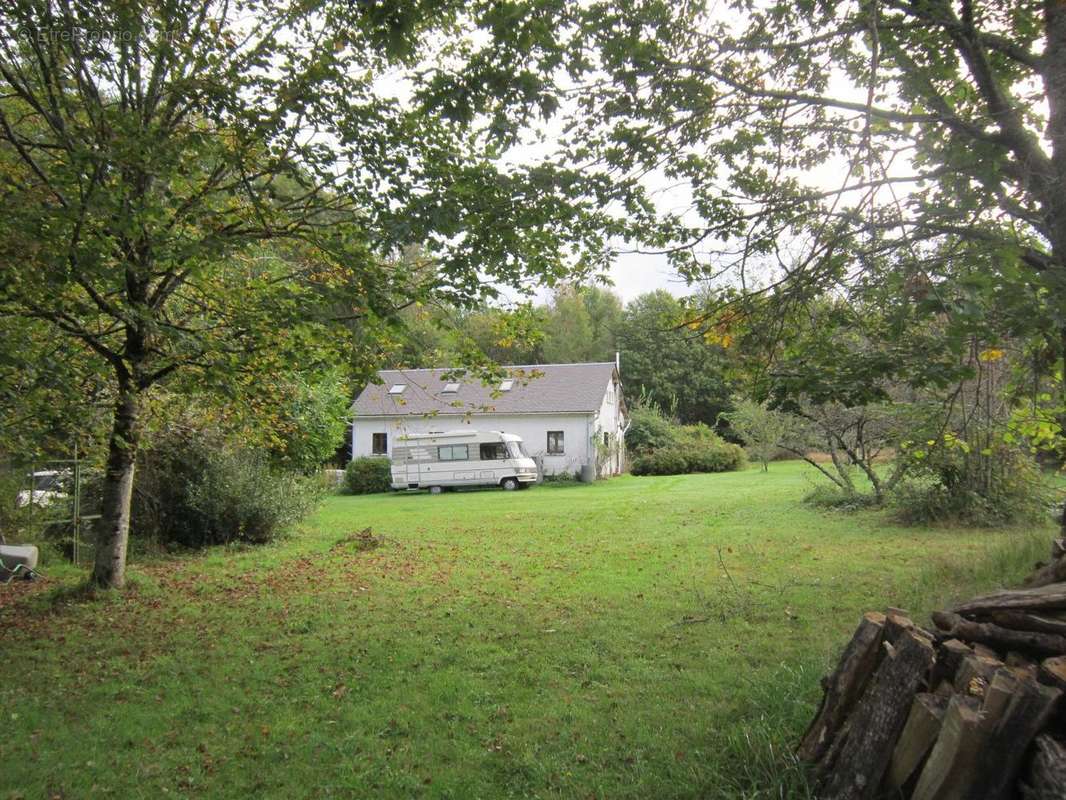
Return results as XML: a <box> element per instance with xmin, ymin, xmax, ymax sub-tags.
<box><xmin>330</xmin><ymin>526</ymin><xmax>385</xmax><ymax>552</ymax></box>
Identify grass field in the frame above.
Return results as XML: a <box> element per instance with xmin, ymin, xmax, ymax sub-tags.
<box><xmin>0</xmin><ymin>463</ymin><xmax>1054</xmax><ymax>799</ymax></box>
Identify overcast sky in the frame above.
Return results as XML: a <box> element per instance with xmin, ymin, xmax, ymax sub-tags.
<box><xmin>607</xmin><ymin>252</ymin><xmax>685</xmax><ymax>301</ymax></box>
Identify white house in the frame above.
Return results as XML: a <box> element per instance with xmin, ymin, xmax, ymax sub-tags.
<box><xmin>350</xmin><ymin>360</ymin><xmax>628</xmax><ymax>477</ymax></box>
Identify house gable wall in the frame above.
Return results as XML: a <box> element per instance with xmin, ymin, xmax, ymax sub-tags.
<box><xmin>592</xmin><ymin>373</ymin><xmax>626</xmax><ymax>475</ymax></box>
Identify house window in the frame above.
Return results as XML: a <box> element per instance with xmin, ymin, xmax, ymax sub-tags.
<box><xmin>603</xmin><ymin>432</ymin><xmax>610</xmax><ymax>447</ymax></box>
<box><xmin>547</xmin><ymin>431</ymin><xmax>564</xmax><ymax>455</ymax></box>
<box><xmin>438</xmin><ymin>444</ymin><xmax>470</xmax><ymax>461</ymax></box>
<box><xmin>372</xmin><ymin>433</ymin><xmax>388</xmax><ymax>455</ymax></box>
<box><xmin>479</xmin><ymin>442</ymin><xmax>508</xmax><ymax>460</ymax></box>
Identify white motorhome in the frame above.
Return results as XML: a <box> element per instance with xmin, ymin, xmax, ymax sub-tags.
<box><xmin>390</xmin><ymin>430</ymin><xmax>539</xmax><ymax>493</ymax></box>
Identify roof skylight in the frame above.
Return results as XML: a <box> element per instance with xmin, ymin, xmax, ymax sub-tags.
<box><xmin>388</xmin><ymin>384</ymin><xmax>406</xmax><ymax>395</ymax></box>
<box><xmin>499</xmin><ymin>379</ymin><xmax>514</xmax><ymax>391</ymax></box>
<box><xmin>442</xmin><ymin>382</ymin><xmax>460</xmax><ymax>393</ymax></box>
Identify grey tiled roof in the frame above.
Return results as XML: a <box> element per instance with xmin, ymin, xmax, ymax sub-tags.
<box><xmin>352</xmin><ymin>362</ymin><xmax>619</xmax><ymax>417</ymax></box>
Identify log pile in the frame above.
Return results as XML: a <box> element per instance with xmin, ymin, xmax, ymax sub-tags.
<box><xmin>800</xmin><ymin>539</ymin><xmax>1066</xmax><ymax>800</ymax></box>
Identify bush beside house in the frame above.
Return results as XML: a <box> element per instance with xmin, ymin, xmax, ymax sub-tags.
<box><xmin>627</xmin><ymin>404</ymin><xmax>747</xmax><ymax>476</ymax></box>
<box><xmin>345</xmin><ymin>456</ymin><xmax>392</xmax><ymax>494</ymax></box>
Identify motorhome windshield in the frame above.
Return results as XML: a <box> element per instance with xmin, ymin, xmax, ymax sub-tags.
<box><xmin>506</xmin><ymin>441</ymin><xmax>528</xmax><ymax>459</ymax></box>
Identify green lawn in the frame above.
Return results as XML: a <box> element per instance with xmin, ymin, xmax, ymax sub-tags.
<box><xmin>0</xmin><ymin>463</ymin><xmax>1053</xmax><ymax>799</ymax></box>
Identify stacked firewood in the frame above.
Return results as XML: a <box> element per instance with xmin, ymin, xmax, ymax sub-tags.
<box><xmin>799</xmin><ymin>538</ymin><xmax>1066</xmax><ymax>800</ymax></box>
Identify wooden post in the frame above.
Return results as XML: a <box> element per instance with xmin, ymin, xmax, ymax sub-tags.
<box><xmin>953</xmin><ymin>653</ymin><xmax>1004</xmax><ymax>699</ymax></box>
<box><xmin>933</xmin><ymin>611</ymin><xmax>1066</xmax><ymax>657</ymax></box>
<box><xmin>953</xmin><ymin>585</ymin><xmax>1066</xmax><ymax>616</ymax></box>
<box><xmin>986</xmin><ymin>611</ymin><xmax>1066</xmax><ymax>638</ymax></box>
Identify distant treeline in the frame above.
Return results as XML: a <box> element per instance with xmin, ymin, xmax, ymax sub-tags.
<box><xmin>384</xmin><ymin>284</ymin><xmax>734</xmax><ymax>428</ymax></box>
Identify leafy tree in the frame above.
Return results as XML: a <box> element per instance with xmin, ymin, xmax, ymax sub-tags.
<box><xmin>506</xmin><ymin>0</ymin><xmax>1062</xmax><ymax>324</ymax></box>
<box><xmin>258</xmin><ymin>369</ymin><xmax>351</xmax><ymax>474</ymax></box>
<box><xmin>720</xmin><ymin>398</ymin><xmax>796</xmax><ymax>472</ymax></box>
<box><xmin>541</xmin><ymin>286</ymin><xmax>595</xmax><ymax>363</ymax></box>
<box><xmin>542</xmin><ymin>284</ymin><xmax>622</xmax><ymax>363</ymax></box>
<box><xmin>581</xmin><ymin>285</ymin><xmax>625</xmax><ymax>360</ymax></box>
<box><xmin>418</xmin><ymin>284</ymin><xmax>622</xmax><ymax>367</ymax></box>
<box><xmin>0</xmin><ymin>1</ymin><xmax>610</xmax><ymax>588</ymax></box>
<box><xmin>458</xmin><ymin>305</ymin><xmax>547</xmax><ymax>365</ymax></box>
<box><xmin>0</xmin><ymin>315</ymin><xmax>110</xmax><ymax>459</ymax></box>
<box><xmin>384</xmin><ymin>303</ymin><xmax>463</xmax><ymax>370</ymax></box>
<box><xmin>617</xmin><ymin>291</ymin><xmax>733</xmax><ymax>426</ymax></box>
<box><xmin>736</xmin><ymin>273</ymin><xmax>1046</xmax><ymax>508</ymax></box>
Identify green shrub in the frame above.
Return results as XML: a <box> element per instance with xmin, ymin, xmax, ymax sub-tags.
<box><xmin>630</xmin><ymin>423</ymin><xmax>747</xmax><ymax>476</ymax></box>
<box><xmin>94</xmin><ymin>430</ymin><xmax>327</xmax><ymax>549</ymax></box>
<box><xmin>542</xmin><ymin>470</ymin><xmax>578</xmax><ymax>484</ymax></box>
<box><xmin>675</xmin><ymin>422</ymin><xmax>718</xmax><ymax>444</ymax></box>
<box><xmin>345</xmin><ymin>456</ymin><xmax>393</xmax><ymax>494</ymax></box>
<box><xmin>185</xmin><ymin>450</ymin><xmax>326</xmax><ymax>545</ymax></box>
<box><xmin>625</xmin><ymin>403</ymin><xmax>680</xmax><ymax>455</ymax></box>
<box><xmin>891</xmin><ymin>469</ymin><xmax>1048</xmax><ymax>527</ymax></box>
<box><xmin>631</xmin><ymin>450</ymin><xmax>689</xmax><ymax>476</ymax></box>
<box><xmin>891</xmin><ymin>436</ymin><xmax>1049</xmax><ymax>527</ymax></box>
<box><xmin>677</xmin><ymin>425</ymin><xmax>747</xmax><ymax>472</ymax></box>
<box><xmin>725</xmin><ymin>443</ymin><xmax>748</xmax><ymax>471</ymax></box>
<box><xmin>681</xmin><ymin>440</ymin><xmax>748</xmax><ymax>473</ymax></box>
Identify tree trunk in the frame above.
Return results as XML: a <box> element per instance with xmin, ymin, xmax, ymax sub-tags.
<box><xmin>90</xmin><ymin>380</ymin><xmax>141</xmax><ymax>589</ymax></box>
<box><xmin>827</xmin><ymin>438</ymin><xmax>856</xmax><ymax>495</ymax></box>
<box><xmin>1061</xmin><ymin>329</ymin><xmax>1066</xmax><ymax>537</ymax></box>
<box><xmin>1048</xmin><ymin>0</ymin><xmax>1066</xmax><ymax>532</ymax></box>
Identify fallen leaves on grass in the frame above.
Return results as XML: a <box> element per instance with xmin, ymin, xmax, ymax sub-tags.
<box><xmin>0</xmin><ymin>576</ymin><xmax>50</xmax><ymax>610</ymax></box>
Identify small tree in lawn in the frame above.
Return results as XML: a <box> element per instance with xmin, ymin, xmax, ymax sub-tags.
<box><xmin>0</xmin><ymin>1</ymin><xmax>611</xmax><ymax>588</ymax></box>
<box><xmin>721</xmin><ymin>399</ymin><xmax>796</xmax><ymax>472</ymax></box>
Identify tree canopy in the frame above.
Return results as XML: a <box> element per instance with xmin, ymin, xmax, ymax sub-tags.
<box><xmin>431</xmin><ymin>0</ymin><xmax>1063</xmax><ymax>386</ymax></box>
<box><xmin>616</xmin><ymin>290</ymin><xmax>733</xmax><ymax>426</ymax></box>
<box><xmin>0</xmin><ymin>0</ymin><xmax>614</xmax><ymax>587</ymax></box>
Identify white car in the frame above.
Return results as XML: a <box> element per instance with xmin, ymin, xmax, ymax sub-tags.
<box><xmin>16</xmin><ymin>470</ymin><xmax>69</xmax><ymax>508</ymax></box>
